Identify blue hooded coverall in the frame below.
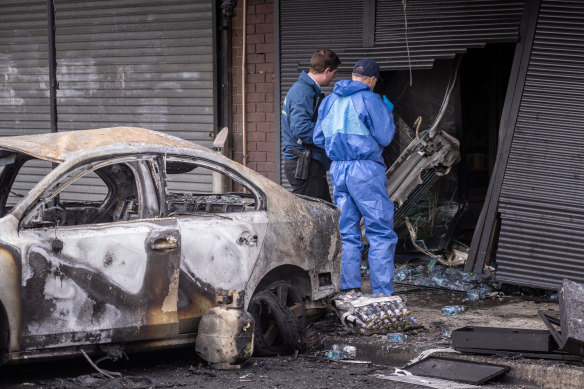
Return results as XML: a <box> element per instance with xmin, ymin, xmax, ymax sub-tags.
<box><xmin>313</xmin><ymin>80</ymin><xmax>398</xmax><ymax>294</ymax></box>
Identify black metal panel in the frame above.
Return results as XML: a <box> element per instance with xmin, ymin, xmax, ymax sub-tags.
<box><xmin>405</xmin><ymin>356</ymin><xmax>509</xmax><ymax>385</ymax></box>
<box><xmin>0</xmin><ymin>0</ymin><xmax>51</xmax><ymax>136</ymax></box>
<box><xmin>495</xmin><ymin>0</ymin><xmax>584</xmax><ymax>289</ymax></box>
<box><xmin>452</xmin><ymin>326</ymin><xmax>554</xmax><ymax>353</ymax></box>
<box><xmin>278</xmin><ymin>0</ymin><xmax>523</xmax><ymax>188</ymax></box>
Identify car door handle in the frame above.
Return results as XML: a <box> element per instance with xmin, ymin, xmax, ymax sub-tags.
<box><xmin>151</xmin><ymin>236</ymin><xmax>178</xmax><ymax>251</ymax></box>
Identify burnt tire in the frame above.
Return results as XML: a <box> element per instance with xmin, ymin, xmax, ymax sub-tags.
<box><xmin>248</xmin><ymin>285</ymin><xmax>306</xmax><ymax>356</ymax></box>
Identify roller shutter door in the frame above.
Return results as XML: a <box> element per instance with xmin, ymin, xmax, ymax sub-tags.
<box><xmin>495</xmin><ymin>0</ymin><xmax>584</xmax><ymax>289</ymax></box>
<box><xmin>0</xmin><ymin>1</ymin><xmax>53</xmax><ymax>202</ymax></box>
<box><xmin>55</xmin><ymin>0</ymin><xmax>215</xmax><ymax>194</ymax></box>
<box><xmin>1</xmin><ymin>0</ymin><xmax>215</xmax><ymax>198</ymax></box>
<box><xmin>0</xmin><ymin>0</ymin><xmax>50</xmax><ymax>136</ymax></box>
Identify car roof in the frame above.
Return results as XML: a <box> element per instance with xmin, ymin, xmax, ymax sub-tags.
<box><xmin>0</xmin><ymin>127</ymin><xmax>203</xmax><ymax>163</ymax></box>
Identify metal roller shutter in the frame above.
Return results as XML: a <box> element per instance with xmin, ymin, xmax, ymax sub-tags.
<box><xmin>1</xmin><ymin>0</ymin><xmax>216</xmax><ymax>202</ymax></box>
<box><xmin>0</xmin><ymin>0</ymin><xmax>50</xmax><ymax>136</ymax></box>
<box><xmin>54</xmin><ymin>0</ymin><xmax>215</xmax><ymax>194</ymax></box>
<box><xmin>495</xmin><ymin>0</ymin><xmax>584</xmax><ymax>289</ymax></box>
<box><xmin>0</xmin><ymin>1</ymin><xmax>53</xmax><ymax>200</ymax></box>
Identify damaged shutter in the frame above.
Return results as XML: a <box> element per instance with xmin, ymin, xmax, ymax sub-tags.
<box><xmin>278</xmin><ymin>0</ymin><xmax>524</xmax><ymax>188</ymax></box>
<box><xmin>54</xmin><ymin>0</ymin><xmax>215</xmax><ymax>194</ymax></box>
<box><xmin>494</xmin><ymin>0</ymin><xmax>584</xmax><ymax>290</ymax></box>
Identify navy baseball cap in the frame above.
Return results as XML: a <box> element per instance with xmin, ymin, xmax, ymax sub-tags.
<box><xmin>353</xmin><ymin>58</ymin><xmax>383</xmax><ymax>81</ymax></box>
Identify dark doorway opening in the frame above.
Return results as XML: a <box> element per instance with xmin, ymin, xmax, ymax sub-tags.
<box><xmin>456</xmin><ymin>43</ymin><xmax>515</xmax><ymax>238</ymax></box>
<box><xmin>376</xmin><ymin>43</ymin><xmax>516</xmax><ymax>253</ymax></box>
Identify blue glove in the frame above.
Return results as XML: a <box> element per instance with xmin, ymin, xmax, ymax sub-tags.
<box><xmin>383</xmin><ymin>95</ymin><xmax>394</xmax><ymax>112</ymax></box>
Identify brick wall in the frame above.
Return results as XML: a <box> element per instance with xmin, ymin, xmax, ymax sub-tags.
<box><xmin>231</xmin><ymin>0</ymin><xmax>275</xmax><ymax>181</ymax></box>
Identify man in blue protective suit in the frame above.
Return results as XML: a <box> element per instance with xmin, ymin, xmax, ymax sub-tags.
<box><xmin>313</xmin><ymin>58</ymin><xmax>398</xmax><ymax>295</ymax></box>
<box><xmin>281</xmin><ymin>49</ymin><xmax>340</xmax><ymax>202</ymax></box>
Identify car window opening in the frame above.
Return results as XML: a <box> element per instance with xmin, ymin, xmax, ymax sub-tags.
<box><xmin>21</xmin><ymin>161</ymin><xmax>143</xmax><ymax>229</ymax></box>
<box><xmin>165</xmin><ymin>159</ymin><xmax>257</xmax><ymax>215</ymax></box>
<box><xmin>167</xmin><ymin>192</ymin><xmax>256</xmax><ymax>215</ymax></box>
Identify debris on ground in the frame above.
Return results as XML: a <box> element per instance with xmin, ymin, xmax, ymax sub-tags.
<box><xmin>393</xmin><ymin>260</ymin><xmax>499</xmax><ymax>297</ymax></box>
<box><xmin>441</xmin><ymin>305</ymin><xmax>465</xmax><ymax>316</ymax></box>
<box><xmin>386</xmin><ymin>333</ymin><xmax>407</xmax><ymax>343</ymax></box>
<box><xmin>333</xmin><ymin>292</ymin><xmax>418</xmax><ymax>335</ymax></box>
<box><xmin>404</xmin><ymin>356</ymin><xmax>510</xmax><ymax>385</ymax></box>
<box><xmin>449</xmin><ymin>279</ymin><xmax>584</xmax><ymax>363</ymax></box>
<box><xmin>324</xmin><ymin>344</ymin><xmax>357</xmax><ymax>360</ymax></box>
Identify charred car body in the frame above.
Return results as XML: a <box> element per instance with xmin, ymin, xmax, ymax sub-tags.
<box><xmin>0</xmin><ymin>127</ymin><xmax>341</xmax><ymax>364</ymax></box>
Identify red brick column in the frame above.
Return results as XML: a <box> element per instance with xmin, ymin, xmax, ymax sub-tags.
<box><xmin>231</xmin><ymin>0</ymin><xmax>275</xmax><ymax>181</ymax></box>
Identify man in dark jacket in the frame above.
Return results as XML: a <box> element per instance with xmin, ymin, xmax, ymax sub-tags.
<box><xmin>281</xmin><ymin>48</ymin><xmax>340</xmax><ymax>202</ymax></box>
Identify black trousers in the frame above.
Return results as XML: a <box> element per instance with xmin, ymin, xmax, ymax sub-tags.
<box><xmin>284</xmin><ymin>158</ymin><xmax>332</xmax><ymax>203</ymax></box>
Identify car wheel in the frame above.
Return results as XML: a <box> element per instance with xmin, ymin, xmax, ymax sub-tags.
<box><xmin>248</xmin><ymin>282</ymin><xmax>306</xmax><ymax>356</ymax></box>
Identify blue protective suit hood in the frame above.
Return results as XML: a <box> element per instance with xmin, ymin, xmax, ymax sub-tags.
<box><xmin>332</xmin><ymin>79</ymin><xmax>371</xmax><ymax>96</ymax></box>
<box><xmin>313</xmin><ymin>79</ymin><xmax>395</xmax><ymax>166</ymax></box>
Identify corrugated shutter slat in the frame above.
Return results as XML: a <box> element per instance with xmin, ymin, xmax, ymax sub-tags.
<box><xmin>496</xmin><ymin>0</ymin><xmax>584</xmax><ymax>289</ymax></box>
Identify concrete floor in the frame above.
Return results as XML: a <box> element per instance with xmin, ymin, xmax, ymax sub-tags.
<box><xmin>314</xmin><ymin>280</ymin><xmax>584</xmax><ymax>388</ymax></box>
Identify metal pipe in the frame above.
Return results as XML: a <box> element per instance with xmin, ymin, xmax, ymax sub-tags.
<box><xmin>46</xmin><ymin>0</ymin><xmax>58</xmax><ymax>133</ymax></box>
<box><xmin>241</xmin><ymin>0</ymin><xmax>248</xmax><ymax>167</ymax></box>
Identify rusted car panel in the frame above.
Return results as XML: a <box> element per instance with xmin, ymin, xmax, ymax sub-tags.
<box><xmin>16</xmin><ymin>221</ymin><xmax>181</xmax><ymax>350</ymax></box>
<box><xmin>0</xmin><ymin>127</ymin><xmax>341</xmax><ymax>364</ymax></box>
<box><xmin>0</xmin><ymin>127</ymin><xmax>196</xmax><ymax>163</ymax></box>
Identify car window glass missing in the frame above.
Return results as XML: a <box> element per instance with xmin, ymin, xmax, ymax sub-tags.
<box><xmin>1</xmin><ymin>156</ymin><xmax>53</xmax><ymax>215</ymax></box>
<box><xmin>20</xmin><ymin>160</ymin><xmax>149</xmax><ymax>229</ymax></box>
<box><xmin>165</xmin><ymin>158</ymin><xmax>257</xmax><ymax>215</ymax></box>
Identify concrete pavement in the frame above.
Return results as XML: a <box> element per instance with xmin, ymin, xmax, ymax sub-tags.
<box><xmin>314</xmin><ymin>283</ymin><xmax>584</xmax><ymax>388</ymax></box>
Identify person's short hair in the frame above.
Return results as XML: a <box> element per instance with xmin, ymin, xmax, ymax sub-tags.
<box><xmin>309</xmin><ymin>49</ymin><xmax>341</xmax><ymax>74</ymax></box>
<box><xmin>352</xmin><ymin>73</ymin><xmax>371</xmax><ymax>83</ymax></box>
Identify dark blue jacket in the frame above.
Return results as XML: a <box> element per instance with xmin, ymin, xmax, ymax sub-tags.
<box><xmin>313</xmin><ymin>80</ymin><xmax>394</xmax><ymax>166</ymax></box>
<box><xmin>281</xmin><ymin>71</ymin><xmax>330</xmax><ymax>169</ymax></box>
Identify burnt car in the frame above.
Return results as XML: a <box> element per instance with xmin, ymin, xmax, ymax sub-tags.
<box><xmin>0</xmin><ymin>127</ymin><xmax>341</xmax><ymax>365</ymax></box>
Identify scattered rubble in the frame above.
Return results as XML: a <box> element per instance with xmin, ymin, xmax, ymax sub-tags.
<box><xmin>333</xmin><ymin>292</ymin><xmax>418</xmax><ymax>335</ymax></box>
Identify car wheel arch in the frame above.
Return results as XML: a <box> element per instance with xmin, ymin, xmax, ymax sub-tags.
<box><xmin>250</xmin><ymin>264</ymin><xmax>312</xmax><ymax>302</ymax></box>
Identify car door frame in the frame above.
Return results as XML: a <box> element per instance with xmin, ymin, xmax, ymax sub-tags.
<box><xmin>160</xmin><ymin>154</ymin><xmax>269</xmax><ymax>334</ymax></box>
<box><xmin>13</xmin><ymin>154</ymin><xmax>182</xmax><ymax>351</ymax></box>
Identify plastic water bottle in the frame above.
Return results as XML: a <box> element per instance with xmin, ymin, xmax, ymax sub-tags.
<box><xmin>338</xmin><ymin>344</ymin><xmax>357</xmax><ymax>359</ymax></box>
<box><xmin>465</xmin><ymin>289</ymin><xmax>480</xmax><ymax>301</ymax></box>
<box><xmin>325</xmin><ymin>349</ymin><xmax>344</xmax><ymax>359</ymax></box>
<box><xmin>345</xmin><ymin>314</ymin><xmax>366</xmax><ymax>329</ymax></box>
<box><xmin>326</xmin><ymin>344</ymin><xmax>357</xmax><ymax>360</ymax></box>
<box><xmin>406</xmin><ymin>315</ymin><xmax>418</xmax><ymax>325</ymax></box>
<box><xmin>478</xmin><ymin>285</ymin><xmax>492</xmax><ymax>299</ymax></box>
<box><xmin>393</xmin><ymin>269</ymin><xmax>410</xmax><ymax>282</ymax></box>
<box><xmin>441</xmin><ymin>305</ymin><xmax>465</xmax><ymax>316</ymax></box>
<box><xmin>386</xmin><ymin>332</ymin><xmax>407</xmax><ymax>343</ymax></box>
